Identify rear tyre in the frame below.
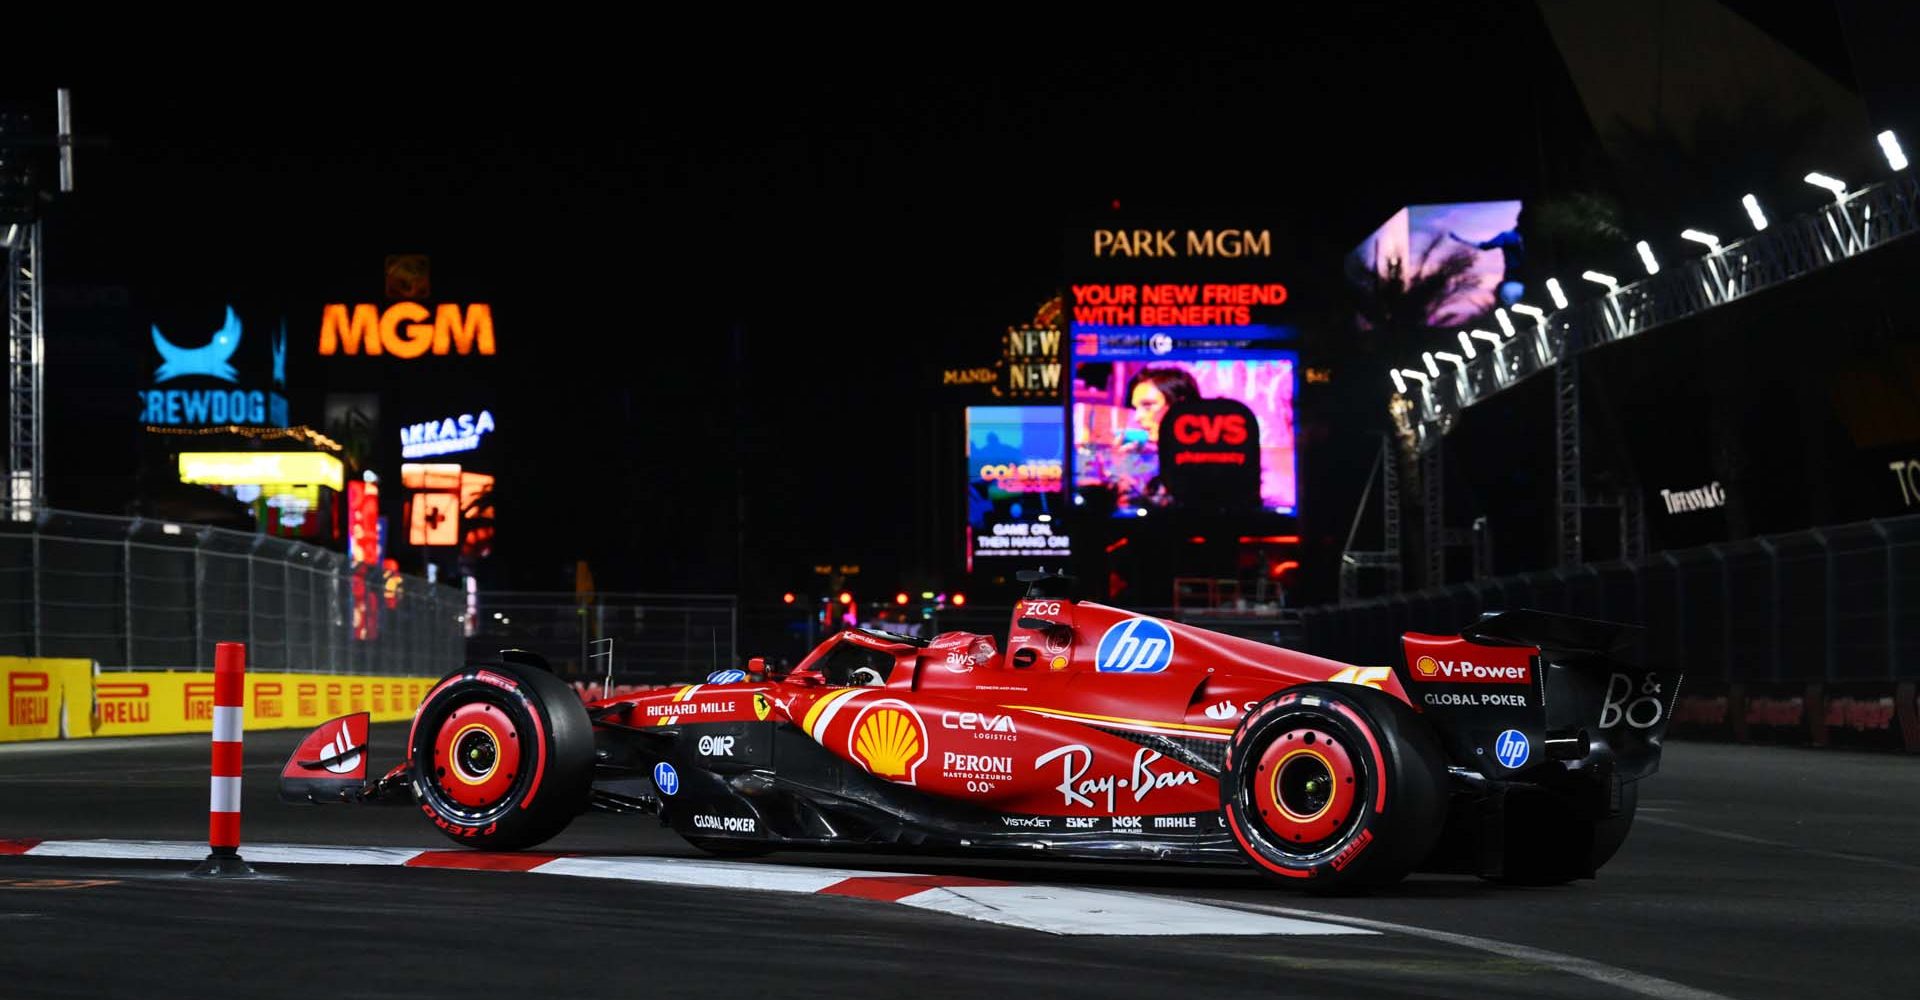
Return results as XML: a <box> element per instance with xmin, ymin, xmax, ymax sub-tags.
<box><xmin>1222</xmin><ymin>684</ymin><xmax>1447</xmax><ymax>893</ymax></box>
<box><xmin>409</xmin><ymin>661</ymin><xmax>593</xmax><ymax>850</ymax></box>
<box><xmin>1491</xmin><ymin>778</ymin><xmax>1639</xmax><ymax>885</ymax></box>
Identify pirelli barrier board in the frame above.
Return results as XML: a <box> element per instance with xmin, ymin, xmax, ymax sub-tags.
<box><xmin>1</xmin><ymin>658</ymin><xmax>430</xmax><ymax>742</ymax></box>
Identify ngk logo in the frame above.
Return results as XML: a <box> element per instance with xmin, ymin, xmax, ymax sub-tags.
<box><xmin>183</xmin><ymin>682</ymin><xmax>215</xmax><ymax>722</ymax></box>
<box><xmin>96</xmin><ymin>682</ymin><xmax>152</xmax><ymax>725</ymax></box>
<box><xmin>7</xmin><ymin>672</ymin><xmax>50</xmax><ymax>727</ymax></box>
<box><xmin>1413</xmin><ymin>655</ymin><xmax>1530</xmax><ymax>684</ymax></box>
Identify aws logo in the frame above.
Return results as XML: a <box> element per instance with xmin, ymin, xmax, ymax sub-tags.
<box><xmin>848</xmin><ymin>700</ymin><xmax>927</xmax><ymax>784</ymax></box>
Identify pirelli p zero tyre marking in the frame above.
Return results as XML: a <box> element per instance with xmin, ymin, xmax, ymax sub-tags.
<box><xmin>1221</xmin><ymin>684</ymin><xmax>1445</xmax><ymax>892</ymax></box>
<box><xmin>409</xmin><ymin>662</ymin><xmax>593</xmax><ymax>851</ymax></box>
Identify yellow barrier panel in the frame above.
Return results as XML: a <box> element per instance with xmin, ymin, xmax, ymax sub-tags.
<box><xmin>0</xmin><ymin>658</ymin><xmax>93</xmax><ymax>742</ymax></box>
<box><xmin>87</xmin><ymin>671</ymin><xmax>432</xmax><ymax>738</ymax></box>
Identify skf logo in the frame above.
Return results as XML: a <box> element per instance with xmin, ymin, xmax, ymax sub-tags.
<box><xmin>297</xmin><ymin>683</ymin><xmax>318</xmax><ymax>719</ymax></box>
<box><xmin>7</xmin><ymin>672</ymin><xmax>50</xmax><ymax>726</ymax></box>
<box><xmin>1172</xmin><ymin>413</ymin><xmax>1248</xmax><ymax>445</ymax></box>
<box><xmin>318</xmin><ymin>303</ymin><xmax>495</xmax><ymax>358</ymax></box>
<box><xmin>254</xmin><ymin>682</ymin><xmax>284</xmax><ymax>719</ymax></box>
<box><xmin>183</xmin><ymin>682</ymin><xmax>215</xmax><ymax>722</ymax></box>
<box><xmin>849</xmin><ymin>701</ymin><xmax>927</xmax><ymax>784</ymax></box>
<box><xmin>1415</xmin><ymin>656</ymin><xmax>1439</xmax><ymax>678</ymax></box>
<box><xmin>96</xmin><ymin>682</ymin><xmax>152</xmax><ymax>725</ymax></box>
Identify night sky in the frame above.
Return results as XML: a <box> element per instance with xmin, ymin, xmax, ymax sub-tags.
<box><xmin>11</xmin><ymin>7</ymin><xmax>1864</xmax><ymax>600</ymax></box>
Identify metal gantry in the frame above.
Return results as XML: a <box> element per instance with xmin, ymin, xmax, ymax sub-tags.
<box><xmin>1385</xmin><ymin>169</ymin><xmax>1920</xmax><ymax>578</ymax></box>
<box><xmin>1337</xmin><ymin>437</ymin><xmax>1404</xmax><ymax>603</ymax></box>
<box><xmin>6</xmin><ymin>222</ymin><xmax>43</xmax><ymax>521</ymax></box>
<box><xmin>1555</xmin><ymin>327</ymin><xmax>1582</xmax><ymax>567</ymax></box>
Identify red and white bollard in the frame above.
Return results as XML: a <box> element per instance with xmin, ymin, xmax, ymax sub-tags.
<box><xmin>191</xmin><ymin>642</ymin><xmax>255</xmax><ymax>877</ymax></box>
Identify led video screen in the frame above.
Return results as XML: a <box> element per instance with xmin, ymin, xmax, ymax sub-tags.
<box><xmin>965</xmin><ymin>406</ymin><xmax>1069</xmax><ymax>562</ymax></box>
<box><xmin>1347</xmin><ymin>201</ymin><xmax>1524</xmax><ymax>329</ymax></box>
<box><xmin>1072</xmin><ymin>355</ymin><xmax>1296</xmax><ymax>517</ymax></box>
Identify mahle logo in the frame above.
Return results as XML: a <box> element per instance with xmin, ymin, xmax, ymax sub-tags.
<box><xmin>318</xmin><ymin>303</ymin><xmax>495</xmax><ymax>358</ymax></box>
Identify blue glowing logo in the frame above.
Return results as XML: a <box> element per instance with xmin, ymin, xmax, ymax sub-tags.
<box><xmin>1494</xmin><ymin>729</ymin><xmax>1530</xmax><ymax>769</ymax></box>
<box><xmin>152</xmin><ymin>306</ymin><xmax>243</xmax><ymax>384</ymax></box>
<box><xmin>1095</xmin><ymin>618</ymin><xmax>1175</xmax><ymax>674</ymax></box>
<box><xmin>651</xmin><ymin>761</ymin><xmax>680</xmax><ymax>796</ymax></box>
<box><xmin>272</xmin><ymin>320</ymin><xmax>287</xmax><ymax>388</ymax></box>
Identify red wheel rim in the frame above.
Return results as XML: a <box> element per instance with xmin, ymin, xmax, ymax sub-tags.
<box><xmin>1251</xmin><ymin>726</ymin><xmax>1357</xmax><ymax>847</ymax></box>
<box><xmin>432</xmin><ymin>702</ymin><xmax>523</xmax><ymax>808</ymax></box>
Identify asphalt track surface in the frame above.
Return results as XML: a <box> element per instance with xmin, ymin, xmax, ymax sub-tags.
<box><xmin>0</xmin><ymin>724</ymin><xmax>1915</xmax><ymax>1000</ymax></box>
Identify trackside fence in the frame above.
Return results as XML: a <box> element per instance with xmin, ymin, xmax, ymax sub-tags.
<box><xmin>0</xmin><ymin>508</ymin><xmax>462</xmax><ymax>676</ymax></box>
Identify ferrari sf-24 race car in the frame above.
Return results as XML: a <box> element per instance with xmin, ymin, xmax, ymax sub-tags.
<box><xmin>281</xmin><ymin>572</ymin><xmax>1679</xmax><ymax>891</ymax></box>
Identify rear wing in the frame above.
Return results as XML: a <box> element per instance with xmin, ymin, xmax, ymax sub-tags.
<box><xmin>1396</xmin><ymin>610</ymin><xmax>1679</xmax><ymax>783</ymax></box>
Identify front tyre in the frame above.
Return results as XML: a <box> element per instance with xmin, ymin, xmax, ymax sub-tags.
<box><xmin>1222</xmin><ymin>684</ymin><xmax>1446</xmax><ymax>893</ymax></box>
<box><xmin>409</xmin><ymin>662</ymin><xmax>593</xmax><ymax>850</ymax></box>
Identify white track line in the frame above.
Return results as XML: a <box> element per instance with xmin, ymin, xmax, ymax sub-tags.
<box><xmin>8</xmin><ymin>840</ymin><xmax>1367</xmax><ymax>937</ymax></box>
<box><xmin>1221</xmin><ymin>902</ymin><xmax>1737</xmax><ymax>1000</ymax></box>
<box><xmin>1637</xmin><ymin>815</ymin><xmax>1920</xmax><ymax>874</ymax></box>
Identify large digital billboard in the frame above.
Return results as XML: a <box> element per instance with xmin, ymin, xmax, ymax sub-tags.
<box><xmin>1072</xmin><ymin>345</ymin><xmax>1297</xmax><ymax>517</ymax></box>
<box><xmin>1345</xmin><ymin>201</ymin><xmax>1524</xmax><ymax>329</ymax></box>
<box><xmin>965</xmin><ymin>406</ymin><xmax>1069</xmax><ymax>565</ymax></box>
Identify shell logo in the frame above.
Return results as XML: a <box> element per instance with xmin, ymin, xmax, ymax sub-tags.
<box><xmin>1416</xmin><ymin>655</ymin><xmax>1439</xmax><ymax>678</ymax></box>
<box><xmin>849</xmin><ymin>702</ymin><xmax>927</xmax><ymax>784</ymax></box>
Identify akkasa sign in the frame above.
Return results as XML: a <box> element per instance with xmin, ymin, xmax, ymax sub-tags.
<box><xmin>400</xmin><ymin>410</ymin><xmax>495</xmax><ymax>459</ymax></box>
<box><xmin>138</xmin><ymin>306</ymin><xmax>289</xmax><ymax>427</ymax></box>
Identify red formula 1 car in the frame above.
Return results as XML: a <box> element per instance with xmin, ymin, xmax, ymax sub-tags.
<box><xmin>282</xmin><ymin>571</ymin><xmax>1678</xmax><ymax>891</ymax></box>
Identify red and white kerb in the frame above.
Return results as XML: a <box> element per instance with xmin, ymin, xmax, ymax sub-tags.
<box><xmin>208</xmin><ymin>642</ymin><xmax>246</xmax><ymax>855</ymax></box>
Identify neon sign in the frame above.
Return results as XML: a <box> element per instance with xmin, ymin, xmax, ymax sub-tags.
<box><xmin>400</xmin><ymin>410</ymin><xmax>495</xmax><ymax>459</ymax></box>
<box><xmin>142</xmin><ymin>305</ymin><xmax>289</xmax><ymax>427</ymax></box>
<box><xmin>318</xmin><ymin>303</ymin><xmax>496</xmax><ymax>357</ymax></box>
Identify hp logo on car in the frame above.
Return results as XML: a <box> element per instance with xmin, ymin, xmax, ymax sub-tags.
<box><xmin>652</xmin><ymin>761</ymin><xmax>680</xmax><ymax>796</ymax></box>
<box><xmin>1095</xmin><ymin>618</ymin><xmax>1175</xmax><ymax>674</ymax></box>
<box><xmin>1494</xmin><ymin>729</ymin><xmax>1530</xmax><ymax>769</ymax></box>
<box><xmin>706</xmin><ymin>669</ymin><xmax>747</xmax><ymax>684</ymax></box>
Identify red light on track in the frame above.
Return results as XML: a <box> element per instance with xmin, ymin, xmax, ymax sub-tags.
<box><xmin>895</xmin><ymin>592</ymin><xmax>909</xmax><ymax>605</ymax></box>
<box><xmin>837</xmin><ymin>591</ymin><xmax>853</xmax><ymax>605</ymax></box>
<box><xmin>1188</xmin><ymin>536</ymin><xmax>1207</xmax><ymax>544</ymax></box>
<box><xmin>951</xmin><ymin>593</ymin><xmax>966</xmax><ymax>607</ymax></box>
<box><xmin>1238</xmin><ymin>535</ymin><xmax>1301</xmax><ymax>545</ymax></box>
<box><xmin>782</xmin><ymin>592</ymin><xmax>796</xmax><ymax>604</ymax></box>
